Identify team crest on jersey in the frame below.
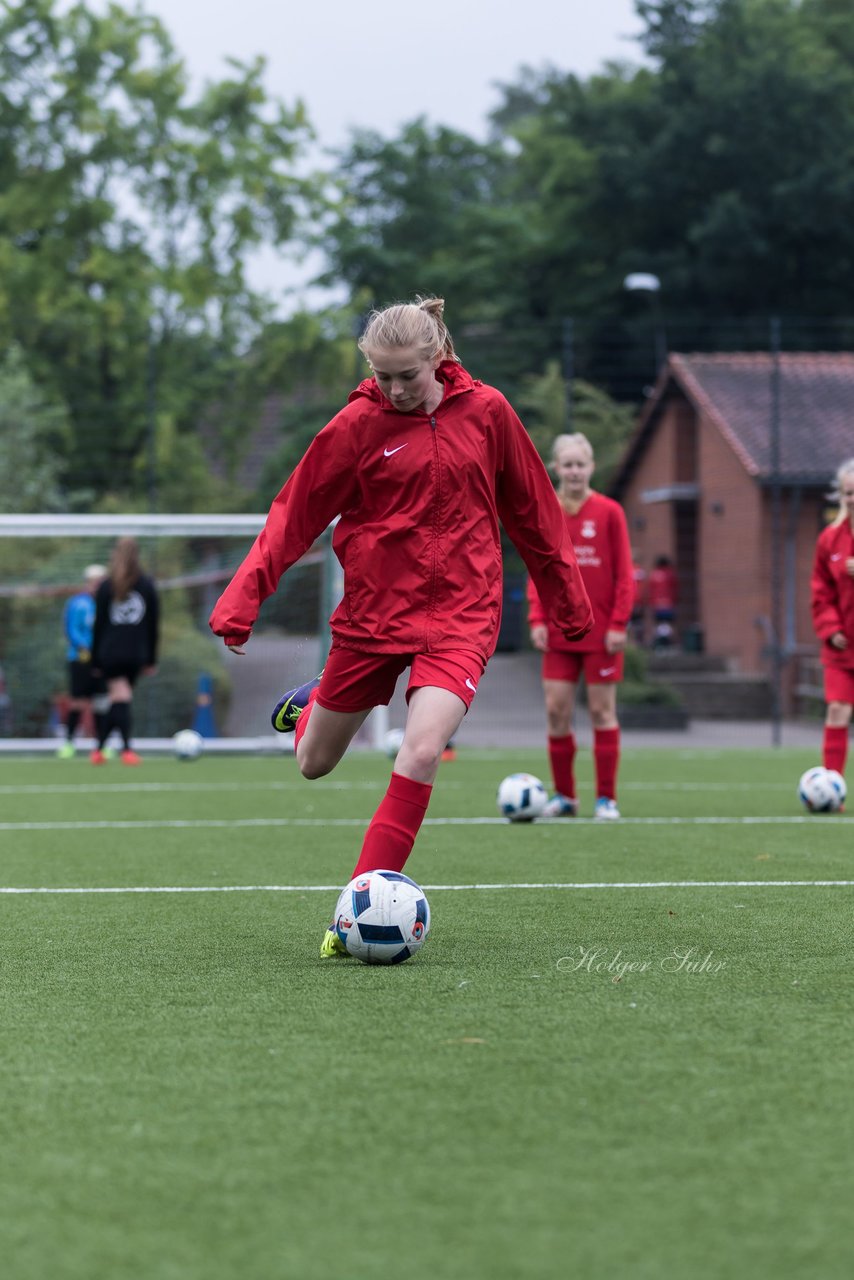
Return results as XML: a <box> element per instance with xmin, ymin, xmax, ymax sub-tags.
<box><xmin>110</xmin><ymin>590</ymin><xmax>146</xmax><ymax>626</ymax></box>
<box><xmin>581</xmin><ymin>520</ymin><xmax>596</xmax><ymax>539</ymax></box>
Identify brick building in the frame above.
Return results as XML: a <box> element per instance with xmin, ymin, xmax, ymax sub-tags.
<box><xmin>610</xmin><ymin>353</ymin><xmax>854</xmax><ymax>707</ymax></box>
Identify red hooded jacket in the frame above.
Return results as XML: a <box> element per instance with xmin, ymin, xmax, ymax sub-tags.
<box><xmin>811</xmin><ymin>520</ymin><xmax>854</xmax><ymax>671</ymax></box>
<box><xmin>209</xmin><ymin>361</ymin><xmax>592</xmax><ymax>657</ymax></box>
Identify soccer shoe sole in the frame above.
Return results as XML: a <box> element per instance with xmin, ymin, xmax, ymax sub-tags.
<box><xmin>272</xmin><ymin>674</ymin><xmax>322</xmax><ymax>734</ymax></box>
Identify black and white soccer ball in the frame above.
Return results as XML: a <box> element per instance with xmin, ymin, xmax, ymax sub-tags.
<box><xmin>173</xmin><ymin>728</ymin><xmax>204</xmax><ymax>761</ymax></box>
<box><xmin>497</xmin><ymin>772</ymin><xmax>548</xmax><ymax>822</ymax></box>
<box><xmin>798</xmin><ymin>765</ymin><xmax>846</xmax><ymax>813</ymax></box>
<box><xmin>334</xmin><ymin>870</ymin><xmax>430</xmax><ymax>964</ymax></box>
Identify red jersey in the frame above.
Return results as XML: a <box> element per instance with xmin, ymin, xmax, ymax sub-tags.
<box><xmin>527</xmin><ymin>490</ymin><xmax>634</xmax><ymax>653</ymax></box>
<box><xmin>647</xmin><ymin>564</ymin><xmax>679</xmax><ymax>610</ymax></box>
<box><xmin>210</xmin><ymin>361</ymin><xmax>592</xmax><ymax>658</ymax></box>
<box><xmin>811</xmin><ymin>520</ymin><xmax>854</xmax><ymax>671</ymax></box>
<box><xmin>632</xmin><ymin>565</ymin><xmax>647</xmax><ymax>611</ymax></box>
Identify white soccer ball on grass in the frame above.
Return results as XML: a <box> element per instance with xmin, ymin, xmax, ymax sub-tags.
<box><xmin>333</xmin><ymin>870</ymin><xmax>430</xmax><ymax>964</ymax></box>
<box><xmin>497</xmin><ymin>772</ymin><xmax>548</xmax><ymax>822</ymax></box>
<box><xmin>797</xmin><ymin>765</ymin><xmax>846</xmax><ymax>813</ymax></box>
<box><xmin>173</xmin><ymin>728</ymin><xmax>204</xmax><ymax>761</ymax></box>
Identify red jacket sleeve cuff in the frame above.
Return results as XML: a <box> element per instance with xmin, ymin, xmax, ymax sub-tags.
<box><xmin>562</xmin><ymin>616</ymin><xmax>593</xmax><ymax>642</ymax></box>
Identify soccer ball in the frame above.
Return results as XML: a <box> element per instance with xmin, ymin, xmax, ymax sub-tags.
<box><xmin>497</xmin><ymin>772</ymin><xmax>548</xmax><ymax>822</ymax></box>
<box><xmin>173</xmin><ymin>729</ymin><xmax>204</xmax><ymax>761</ymax></box>
<box><xmin>382</xmin><ymin>727</ymin><xmax>405</xmax><ymax>759</ymax></box>
<box><xmin>333</xmin><ymin>870</ymin><xmax>430</xmax><ymax>964</ymax></box>
<box><xmin>798</xmin><ymin>765</ymin><xmax>846</xmax><ymax>813</ymax></box>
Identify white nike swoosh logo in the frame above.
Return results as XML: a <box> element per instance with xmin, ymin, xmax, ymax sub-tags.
<box><xmin>831</xmin><ymin>554</ymin><xmax>841</xmax><ymax>561</ymax></box>
<box><xmin>384</xmin><ymin>444</ymin><xmax>409</xmax><ymax>457</ymax></box>
<box><xmin>599</xmin><ymin>666</ymin><xmax>616</xmax><ymax>677</ymax></box>
<box><xmin>465</xmin><ymin>678</ymin><xmax>477</xmax><ymax>692</ymax></box>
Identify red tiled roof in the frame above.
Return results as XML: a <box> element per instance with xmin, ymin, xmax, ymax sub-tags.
<box><xmin>669</xmin><ymin>352</ymin><xmax>854</xmax><ymax>483</ymax></box>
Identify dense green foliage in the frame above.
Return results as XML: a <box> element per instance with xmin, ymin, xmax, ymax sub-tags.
<box><xmin>324</xmin><ymin>0</ymin><xmax>854</xmax><ymax>394</ymax></box>
<box><xmin>2</xmin><ymin>0</ymin><xmax>853</xmax><ymax>512</ymax></box>
<box><xmin>0</xmin><ymin>344</ymin><xmax>68</xmax><ymax>511</ymax></box>
<box><xmin>0</xmin><ymin>0</ymin><xmax>318</xmax><ymax>507</ymax></box>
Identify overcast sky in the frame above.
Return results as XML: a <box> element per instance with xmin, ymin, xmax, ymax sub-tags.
<box><xmin>89</xmin><ymin>0</ymin><xmax>646</xmax><ymax>306</ymax></box>
<box><xmin>139</xmin><ymin>0</ymin><xmax>647</xmax><ymax>147</ymax></box>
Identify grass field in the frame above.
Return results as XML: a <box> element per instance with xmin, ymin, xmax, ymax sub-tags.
<box><xmin>1</xmin><ymin>744</ymin><xmax>852</xmax><ymax>1280</ymax></box>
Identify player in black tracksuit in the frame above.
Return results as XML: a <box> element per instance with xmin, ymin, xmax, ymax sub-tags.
<box><xmin>91</xmin><ymin>537</ymin><xmax>160</xmax><ymax>764</ymax></box>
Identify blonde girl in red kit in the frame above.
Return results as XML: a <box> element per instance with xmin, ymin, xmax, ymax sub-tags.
<box><xmin>528</xmin><ymin>433</ymin><xmax>634</xmax><ymax>820</ymax></box>
<box><xmin>811</xmin><ymin>457</ymin><xmax>854</xmax><ymax>787</ymax></box>
<box><xmin>210</xmin><ymin>298</ymin><xmax>592</xmax><ymax>955</ymax></box>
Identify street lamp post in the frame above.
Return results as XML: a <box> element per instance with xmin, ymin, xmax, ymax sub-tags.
<box><xmin>624</xmin><ymin>273</ymin><xmax>667</xmax><ymax>379</ymax></box>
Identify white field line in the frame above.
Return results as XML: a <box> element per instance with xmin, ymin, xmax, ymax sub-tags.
<box><xmin>1</xmin><ymin>880</ymin><xmax>853</xmax><ymax>896</ymax></box>
<box><xmin>0</xmin><ymin>815</ymin><xmax>849</xmax><ymax>832</ymax></box>
<box><xmin>0</xmin><ymin>780</ymin><xmax>452</xmax><ymax>796</ymax></box>
<box><xmin>0</xmin><ymin>779</ymin><xmax>796</xmax><ymax>796</ymax></box>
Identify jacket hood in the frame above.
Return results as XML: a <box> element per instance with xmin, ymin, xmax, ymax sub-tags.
<box><xmin>348</xmin><ymin>359</ymin><xmax>478</xmax><ymax>409</ymax></box>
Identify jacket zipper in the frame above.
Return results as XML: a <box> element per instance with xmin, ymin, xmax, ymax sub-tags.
<box><xmin>426</xmin><ymin>414</ymin><xmax>441</xmax><ymax>649</ymax></box>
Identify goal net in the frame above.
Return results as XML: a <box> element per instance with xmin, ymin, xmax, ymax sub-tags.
<box><xmin>0</xmin><ymin>514</ymin><xmax>336</xmax><ymax>747</ymax></box>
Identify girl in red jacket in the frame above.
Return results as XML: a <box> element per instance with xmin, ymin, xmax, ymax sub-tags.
<box><xmin>811</xmin><ymin>457</ymin><xmax>854</xmax><ymax>782</ymax></box>
<box><xmin>527</xmin><ymin>433</ymin><xmax>634</xmax><ymax>820</ymax></box>
<box><xmin>210</xmin><ymin>297</ymin><xmax>592</xmax><ymax>955</ymax></box>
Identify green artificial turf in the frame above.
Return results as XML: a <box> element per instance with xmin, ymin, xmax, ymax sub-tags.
<box><xmin>0</xmin><ymin>747</ymin><xmax>852</xmax><ymax>1279</ymax></box>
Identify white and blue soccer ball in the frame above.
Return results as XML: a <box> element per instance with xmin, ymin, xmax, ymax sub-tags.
<box><xmin>173</xmin><ymin>728</ymin><xmax>204</xmax><ymax>761</ymax></box>
<box><xmin>497</xmin><ymin>772</ymin><xmax>548</xmax><ymax>822</ymax></box>
<box><xmin>798</xmin><ymin>765</ymin><xmax>846</xmax><ymax>813</ymax></box>
<box><xmin>334</xmin><ymin>870</ymin><xmax>430</xmax><ymax>964</ymax></box>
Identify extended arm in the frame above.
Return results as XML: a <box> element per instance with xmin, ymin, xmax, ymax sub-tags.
<box><xmin>210</xmin><ymin>416</ymin><xmax>358</xmax><ymax>649</ymax></box>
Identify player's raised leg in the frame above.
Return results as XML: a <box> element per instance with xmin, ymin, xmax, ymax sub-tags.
<box><xmin>297</xmin><ymin>700</ymin><xmax>373</xmax><ymax>779</ymax></box>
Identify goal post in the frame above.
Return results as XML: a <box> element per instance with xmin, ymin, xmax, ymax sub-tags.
<box><xmin>0</xmin><ymin>513</ymin><xmax>387</xmax><ymax>750</ymax></box>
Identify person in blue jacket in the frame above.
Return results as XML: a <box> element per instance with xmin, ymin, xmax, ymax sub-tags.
<box><xmin>58</xmin><ymin>564</ymin><xmax>108</xmax><ymax>757</ymax></box>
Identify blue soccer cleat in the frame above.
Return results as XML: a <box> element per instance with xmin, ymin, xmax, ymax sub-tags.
<box><xmin>271</xmin><ymin>673</ymin><xmax>322</xmax><ymax>734</ymax></box>
<box><xmin>594</xmin><ymin>797</ymin><xmax>621</xmax><ymax>821</ymax></box>
<box><xmin>543</xmin><ymin>793</ymin><xmax>578</xmax><ymax>818</ymax></box>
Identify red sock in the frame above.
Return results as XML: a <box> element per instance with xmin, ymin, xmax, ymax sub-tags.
<box><xmin>350</xmin><ymin>772</ymin><xmax>433</xmax><ymax>879</ymax></box>
<box><xmin>293</xmin><ymin>687</ymin><xmax>319</xmax><ymax>749</ymax></box>
<box><xmin>594</xmin><ymin>727</ymin><xmax>620</xmax><ymax>800</ymax></box>
<box><xmin>823</xmin><ymin>725</ymin><xmax>848</xmax><ymax>775</ymax></box>
<box><xmin>548</xmin><ymin>734</ymin><xmax>577</xmax><ymax>799</ymax></box>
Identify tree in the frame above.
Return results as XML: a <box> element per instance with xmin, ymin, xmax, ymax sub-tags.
<box><xmin>0</xmin><ymin>343</ymin><xmax>68</xmax><ymax>512</ymax></box>
<box><xmin>631</xmin><ymin>0</ymin><xmax>854</xmax><ymax>316</ymax></box>
<box><xmin>230</xmin><ymin>305</ymin><xmax>369</xmax><ymax>507</ymax></box>
<box><xmin>312</xmin><ymin>0</ymin><xmax>854</xmax><ymax>408</ymax></box>
<box><xmin>490</xmin><ymin>0</ymin><xmax>854</xmax><ymax>337</ymax></box>
<box><xmin>0</xmin><ymin>0</ymin><xmax>320</xmax><ymax>504</ymax></box>
<box><xmin>318</xmin><ymin>119</ymin><xmax>524</xmax><ymax>327</ymax></box>
<box><xmin>515</xmin><ymin>360</ymin><xmax>635</xmax><ymax>489</ymax></box>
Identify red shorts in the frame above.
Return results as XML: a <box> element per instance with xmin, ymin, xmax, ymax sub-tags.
<box><xmin>823</xmin><ymin>664</ymin><xmax>854</xmax><ymax>704</ymax></box>
<box><xmin>542</xmin><ymin>650</ymin><xmax>624</xmax><ymax>685</ymax></box>
<box><xmin>316</xmin><ymin>644</ymin><xmax>487</xmax><ymax>714</ymax></box>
